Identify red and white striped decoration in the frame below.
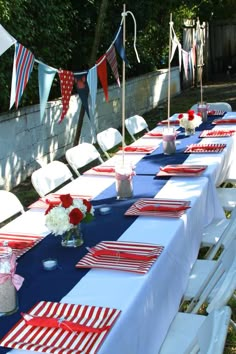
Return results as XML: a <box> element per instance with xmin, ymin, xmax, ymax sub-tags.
<box><xmin>76</xmin><ymin>241</ymin><xmax>164</xmax><ymax>274</ymax></box>
<box><xmin>184</xmin><ymin>143</ymin><xmax>226</xmax><ymax>153</ymax></box>
<box><xmin>0</xmin><ymin>300</ymin><xmax>121</xmax><ymax>354</ymax></box>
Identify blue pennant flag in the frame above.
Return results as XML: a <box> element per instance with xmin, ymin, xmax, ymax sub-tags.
<box><xmin>38</xmin><ymin>62</ymin><xmax>57</xmax><ymax>121</ymax></box>
<box><xmin>114</xmin><ymin>25</ymin><xmax>129</xmax><ymax>66</ymax></box>
<box><xmin>74</xmin><ymin>73</ymin><xmax>90</xmax><ymax>119</ymax></box>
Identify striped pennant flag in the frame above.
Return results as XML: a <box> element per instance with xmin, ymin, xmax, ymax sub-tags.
<box><xmin>10</xmin><ymin>43</ymin><xmax>35</xmax><ymax>108</ymax></box>
<box><xmin>106</xmin><ymin>45</ymin><xmax>120</xmax><ymax>87</ymax></box>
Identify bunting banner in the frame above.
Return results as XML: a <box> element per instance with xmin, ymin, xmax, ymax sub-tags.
<box><xmin>38</xmin><ymin>62</ymin><xmax>57</xmax><ymax>121</ymax></box>
<box><xmin>178</xmin><ymin>43</ymin><xmax>182</xmax><ymax>72</ymax></box>
<box><xmin>170</xmin><ymin>34</ymin><xmax>179</xmax><ymax>63</ymax></box>
<box><xmin>58</xmin><ymin>69</ymin><xmax>74</xmax><ymax>123</ymax></box>
<box><xmin>87</xmin><ymin>66</ymin><xmax>98</xmax><ymax>115</ymax></box>
<box><xmin>96</xmin><ymin>55</ymin><xmax>109</xmax><ymax>102</ymax></box>
<box><xmin>106</xmin><ymin>45</ymin><xmax>120</xmax><ymax>87</ymax></box>
<box><xmin>114</xmin><ymin>25</ymin><xmax>129</xmax><ymax>66</ymax></box>
<box><xmin>74</xmin><ymin>73</ymin><xmax>90</xmax><ymax>119</ymax></box>
<box><xmin>182</xmin><ymin>50</ymin><xmax>189</xmax><ymax>80</ymax></box>
<box><xmin>0</xmin><ymin>24</ymin><xmax>16</xmax><ymax>56</ymax></box>
<box><xmin>10</xmin><ymin>43</ymin><xmax>35</xmax><ymax>109</ymax></box>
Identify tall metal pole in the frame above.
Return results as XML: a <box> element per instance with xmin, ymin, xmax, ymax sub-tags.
<box><xmin>167</xmin><ymin>13</ymin><xmax>172</xmax><ymax>129</ymax></box>
<box><xmin>122</xmin><ymin>3</ymin><xmax>126</xmax><ymax>166</ymax></box>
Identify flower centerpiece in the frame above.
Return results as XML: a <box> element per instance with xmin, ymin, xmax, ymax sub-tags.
<box><xmin>45</xmin><ymin>194</ymin><xmax>94</xmax><ymax>247</ymax></box>
<box><xmin>178</xmin><ymin>110</ymin><xmax>202</xmax><ymax>135</ymax></box>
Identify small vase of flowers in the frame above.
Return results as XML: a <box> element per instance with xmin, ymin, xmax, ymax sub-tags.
<box><xmin>178</xmin><ymin>110</ymin><xmax>202</xmax><ymax>135</ymax></box>
<box><xmin>45</xmin><ymin>194</ymin><xmax>94</xmax><ymax>247</ymax></box>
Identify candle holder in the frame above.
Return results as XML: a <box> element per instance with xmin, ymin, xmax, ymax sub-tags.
<box><xmin>115</xmin><ymin>163</ymin><xmax>134</xmax><ymax>200</ymax></box>
<box><xmin>197</xmin><ymin>102</ymin><xmax>208</xmax><ymax>122</ymax></box>
<box><xmin>162</xmin><ymin>127</ymin><xmax>176</xmax><ymax>155</ymax></box>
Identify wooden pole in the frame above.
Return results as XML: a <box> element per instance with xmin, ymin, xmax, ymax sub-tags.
<box><xmin>121</xmin><ymin>3</ymin><xmax>126</xmax><ymax>166</ymax></box>
<box><xmin>167</xmin><ymin>13</ymin><xmax>172</xmax><ymax>129</ymax></box>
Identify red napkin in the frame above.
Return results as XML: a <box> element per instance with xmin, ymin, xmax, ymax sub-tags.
<box><xmin>138</xmin><ymin>205</ymin><xmax>190</xmax><ymax>212</ymax></box>
<box><xmin>21</xmin><ymin>313</ymin><xmax>110</xmax><ymax>333</ymax></box>
<box><xmin>200</xmin><ymin>130</ymin><xmax>235</xmax><ymax>137</ymax></box>
<box><xmin>122</xmin><ymin>146</ymin><xmax>153</xmax><ymax>152</ymax></box>
<box><xmin>213</xmin><ymin>118</ymin><xmax>236</xmax><ymax>125</ymax></box>
<box><xmin>160</xmin><ymin>166</ymin><xmax>206</xmax><ymax>174</ymax></box>
<box><xmin>208</xmin><ymin>110</ymin><xmax>225</xmax><ymax>116</ymax></box>
<box><xmin>0</xmin><ymin>240</ymin><xmax>35</xmax><ymax>249</ymax></box>
<box><xmin>145</xmin><ymin>132</ymin><xmax>163</xmax><ymax>137</ymax></box>
<box><xmin>92</xmin><ymin>166</ymin><xmax>115</xmax><ymax>173</ymax></box>
<box><xmin>90</xmin><ymin>249</ymin><xmax>157</xmax><ymax>261</ymax></box>
<box><xmin>158</xmin><ymin>120</ymin><xmax>179</xmax><ymax>125</ymax></box>
<box><xmin>188</xmin><ymin>145</ymin><xmax>225</xmax><ymax>152</ymax></box>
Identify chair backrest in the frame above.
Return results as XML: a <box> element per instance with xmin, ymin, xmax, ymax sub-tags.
<box><xmin>190</xmin><ymin>102</ymin><xmax>232</xmax><ymax>112</ymax></box>
<box><xmin>0</xmin><ymin>190</ymin><xmax>25</xmax><ymax>223</ymax></box>
<box><xmin>31</xmin><ymin>161</ymin><xmax>73</xmax><ymax>197</ymax></box>
<box><xmin>190</xmin><ymin>239</ymin><xmax>236</xmax><ymax>314</ymax></box>
<box><xmin>65</xmin><ymin>143</ymin><xmax>104</xmax><ymax>176</ymax></box>
<box><xmin>125</xmin><ymin>115</ymin><xmax>149</xmax><ymax>141</ymax></box>
<box><xmin>96</xmin><ymin>128</ymin><xmax>123</xmax><ymax>159</ymax></box>
<box><xmin>206</xmin><ymin>206</ymin><xmax>236</xmax><ymax>260</ymax></box>
<box><xmin>196</xmin><ymin>306</ymin><xmax>232</xmax><ymax>354</ymax></box>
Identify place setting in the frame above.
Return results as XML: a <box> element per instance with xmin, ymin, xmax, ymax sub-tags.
<box><xmin>117</xmin><ymin>145</ymin><xmax>156</xmax><ymax>154</ymax></box>
<box><xmin>184</xmin><ymin>143</ymin><xmax>226</xmax><ymax>153</ymax></box>
<box><xmin>83</xmin><ymin>165</ymin><xmax>116</xmax><ymax>176</ymax></box>
<box><xmin>0</xmin><ymin>300</ymin><xmax>121</xmax><ymax>354</ymax></box>
<box><xmin>124</xmin><ymin>198</ymin><xmax>191</xmax><ymax>218</ymax></box>
<box><xmin>199</xmin><ymin>129</ymin><xmax>236</xmax><ymax>138</ymax></box>
<box><xmin>76</xmin><ymin>240</ymin><xmax>164</xmax><ymax>274</ymax></box>
<box><xmin>28</xmin><ymin>193</ymin><xmax>92</xmax><ymax>209</ymax></box>
<box><xmin>156</xmin><ymin>164</ymin><xmax>207</xmax><ymax>177</ymax></box>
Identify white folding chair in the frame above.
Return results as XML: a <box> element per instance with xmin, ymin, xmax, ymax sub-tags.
<box><xmin>159</xmin><ymin>306</ymin><xmax>231</xmax><ymax>354</ymax></box>
<box><xmin>125</xmin><ymin>115</ymin><xmax>149</xmax><ymax>141</ymax></box>
<box><xmin>201</xmin><ymin>206</ymin><xmax>236</xmax><ymax>260</ymax></box>
<box><xmin>65</xmin><ymin>143</ymin><xmax>104</xmax><ymax>176</ymax></box>
<box><xmin>96</xmin><ymin>127</ymin><xmax>123</xmax><ymax>159</ymax></box>
<box><xmin>0</xmin><ymin>190</ymin><xmax>25</xmax><ymax>224</ymax></box>
<box><xmin>190</xmin><ymin>102</ymin><xmax>232</xmax><ymax>112</ymax></box>
<box><xmin>181</xmin><ymin>239</ymin><xmax>236</xmax><ymax>316</ymax></box>
<box><xmin>31</xmin><ymin>161</ymin><xmax>74</xmax><ymax>197</ymax></box>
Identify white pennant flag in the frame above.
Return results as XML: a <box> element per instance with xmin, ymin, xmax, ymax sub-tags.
<box><xmin>182</xmin><ymin>50</ymin><xmax>189</xmax><ymax>79</ymax></box>
<box><xmin>0</xmin><ymin>24</ymin><xmax>16</xmax><ymax>56</ymax></box>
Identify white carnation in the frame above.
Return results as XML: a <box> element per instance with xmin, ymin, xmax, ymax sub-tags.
<box><xmin>45</xmin><ymin>206</ymin><xmax>72</xmax><ymax>236</ymax></box>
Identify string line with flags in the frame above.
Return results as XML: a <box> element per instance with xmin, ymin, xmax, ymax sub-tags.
<box><xmin>0</xmin><ymin>10</ymin><xmax>139</xmax><ymax>125</ymax></box>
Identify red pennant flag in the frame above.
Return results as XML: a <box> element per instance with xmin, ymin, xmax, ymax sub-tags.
<box><xmin>58</xmin><ymin>69</ymin><xmax>74</xmax><ymax>123</ymax></box>
<box><xmin>96</xmin><ymin>55</ymin><xmax>109</xmax><ymax>102</ymax></box>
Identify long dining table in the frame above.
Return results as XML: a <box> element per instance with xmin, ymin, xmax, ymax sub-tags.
<box><xmin>0</xmin><ymin>113</ymin><xmax>236</xmax><ymax>354</ymax></box>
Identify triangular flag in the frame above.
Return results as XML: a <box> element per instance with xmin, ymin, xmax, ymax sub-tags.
<box><xmin>170</xmin><ymin>34</ymin><xmax>179</xmax><ymax>63</ymax></box>
<box><xmin>178</xmin><ymin>43</ymin><xmax>182</xmax><ymax>72</ymax></box>
<box><xmin>106</xmin><ymin>45</ymin><xmax>120</xmax><ymax>87</ymax></box>
<box><xmin>38</xmin><ymin>62</ymin><xmax>57</xmax><ymax>121</ymax></box>
<box><xmin>58</xmin><ymin>69</ymin><xmax>74</xmax><ymax>123</ymax></box>
<box><xmin>10</xmin><ymin>43</ymin><xmax>34</xmax><ymax>109</ymax></box>
<box><xmin>96</xmin><ymin>55</ymin><xmax>109</xmax><ymax>102</ymax></box>
<box><xmin>87</xmin><ymin>66</ymin><xmax>97</xmax><ymax>115</ymax></box>
<box><xmin>74</xmin><ymin>73</ymin><xmax>90</xmax><ymax>119</ymax></box>
<box><xmin>0</xmin><ymin>24</ymin><xmax>16</xmax><ymax>56</ymax></box>
<box><xmin>114</xmin><ymin>25</ymin><xmax>129</xmax><ymax>65</ymax></box>
<box><xmin>182</xmin><ymin>50</ymin><xmax>189</xmax><ymax>79</ymax></box>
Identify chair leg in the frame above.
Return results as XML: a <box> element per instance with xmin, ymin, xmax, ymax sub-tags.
<box><xmin>230</xmin><ymin>319</ymin><xmax>236</xmax><ymax>332</ymax></box>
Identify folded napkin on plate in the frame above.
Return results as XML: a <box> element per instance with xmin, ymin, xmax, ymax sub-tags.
<box><xmin>213</xmin><ymin>118</ymin><xmax>236</xmax><ymax>124</ymax></box>
<box><xmin>160</xmin><ymin>166</ymin><xmax>205</xmax><ymax>173</ymax></box>
<box><xmin>121</xmin><ymin>146</ymin><xmax>154</xmax><ymax>152</ymax></box>
<box><xmin>207</xmin><ymin>110</ymin><xmax>225</xmax><ymax>116</ymax></box>
<box><xmin>0</xmin><ymin>240</ymin><xmax>35</xmax><ymax>249</ymax></box>
<box><xmin>90</xmin><ymin>249</ymin><xmax>156</xmax><ymax>261</ymax></box>
<box><xmin>187</xmin><ymin>144</ymin><xmax>226</xmax><ymax>152</ymax></box>
<box><xmin>158</xmin><ymin>120</ymin><xmax>179</xmax><ymax>125</ymax></box>
<box><xmin>145</xmin><ymin>132</ymin><xmax>163</xmax><ymax>137</ymax></box>
<box><xmin>92</xmin><ymin>166</ymin><xmax>115</xmax><ymax>173</ymax></box>
<box><xmin>200</xmin><ymin>130</ymin><xmax>235</xmax><ymax>137</ymax></box>
<box><xmin>138</xmin><ymin>204</ymin><xmax>190</xmax><ymax>212</ymax></box>
<box><xmin>21</xmin><ymin>313</ymin><xmax>109</xmax><ymax>333</ymax></box>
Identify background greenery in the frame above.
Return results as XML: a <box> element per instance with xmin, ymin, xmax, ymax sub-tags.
<box><xmin>0</xmin><ymin>0</ymin><xmax>236</xmax><ymax>114</ymax></box>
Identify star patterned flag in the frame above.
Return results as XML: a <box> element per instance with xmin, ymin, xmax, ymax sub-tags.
<box><xmin>58</xmin><ymin>69</ymin><xmax>74</xmax><ymax>123</ymax></box>
<box><xmin>10</xmin><ymin>43</ymin><xmax>35</xmax><ymax>109</ymax></box>
<box><xmin>106</xmin><ymin>45</ymin><xmax>120</xmax><ymax>87</ymax></box>
<box><xmin>114</xmin><ymin>25</ymin><xmax>129</xmax><ymax>66</ymax></box>
<box><xmin>0</xmin><ymin>24</ymin><xmax>16</xmax><ymax>56</ymax></box>
<box><xmin>96</xmin><ymin>55</ymin><xmax>109</xmax><ymax>102</ymax></box>
<box><xmin>74</xmin><ymin>73</ymin><xmax>90</xmax><ymax>119</ymax></box>
<box><xmin>38</xmin><ymin>62</ymin><xmax>57</xmax><ymax>121</ymax></box>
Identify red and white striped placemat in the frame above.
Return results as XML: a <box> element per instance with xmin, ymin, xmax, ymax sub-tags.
<box><xmin>0</xmin><ymin>231</ymin><xmax>44</xmax><ymax>258</ymax></box>
<box><xmin>207</xmin><ymin>110</ymin><xmax>225</xmax><ymax>116</ymax></box>
<box><xmin>0</xmin><ymin>300</ymin><xmax>121</xmax><ymax>354</ymax></box>
<box><xmin>184</xmin><ymin>143</ymin><xmax>226</xmax><ymax>153</ymax></box>
<box><xmin>199</xmin><ymin>129</ymin><xmax>235</xmax><ymax>138</ymax></box>
<box><xmin>156</xmin><ymin>164</ymin><xmax>207</xmax><ymax>177</ymax></box>
<box><xmin>76</xmin><ymin>241</ymin><xmax>164</xmax><ymax>274</ymax></box>
<box><xmin>83</xmin><ymin>166</ymin><xmax>116</xmax><ymax>177</ymax></box>
<box><xmin>125</xmin><ymin>198</ymin><xmax>191</xmax><ymax>218</ymax></box>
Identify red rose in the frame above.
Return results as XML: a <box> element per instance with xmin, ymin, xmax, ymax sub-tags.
<box><xmin>197</xmin><ymin>112</ymin><xmax>202</xmax><ymax>117</ymax></box>
<box><xmin>178</xmin><ymin>113</ymin><xmax>184</xmax><ymax>119</ymax></box>
<box><xmin>83</xmin><ymin>199</ymin><xmax>92</xmax><ymax>213</ymax></box>
<box><xmin>69</xmin><ymin>208</ymin><xmax>84</xmax><ymax>225</ymax></box>
<box><xmin>188</xmin><ymin>115</ymin><xmax>194</xmax><ymax>121</ymax></box>
<box><xmin>45</xmin><ymin>203</ymin><xmax>55</xmax><ymax>215</ymax></box>
<box><xmin>60</xmin><ymin>194</ymin><xmax>73</xmax><ymax>208</ymax></box>
<box><xmin>187</xmin><ymin>110</ymin><xmax>195</xmax><ymax>115</ymax></box>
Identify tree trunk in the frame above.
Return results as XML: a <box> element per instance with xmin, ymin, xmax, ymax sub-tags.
<box><xmin>73</xmin><ymin>0</ymin><xmax>109</xmax><ymax>146</ymax></box>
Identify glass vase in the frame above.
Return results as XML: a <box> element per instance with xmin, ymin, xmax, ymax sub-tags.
<box><xmin>185</xmin><ymin>127</ymin><xmax>195</xmax><ymax>136</ymax></box>
<box><xmin>115</xmin><ymin>163</ymin><xmax>134</xmax><ymax>200</ymax></box>
<box><xmin>162</xmin><ymin>127</ymin><xmax>176</xmax><ymax>155</ymax></box>
<box><xmin>61</xmin><ymin>225</ymin><xmax>84</xmax><ymax>247</ymax></box>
